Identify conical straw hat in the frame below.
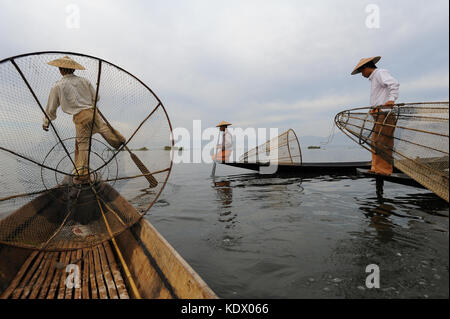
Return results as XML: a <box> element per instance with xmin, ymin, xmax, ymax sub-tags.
<box><xmin>47</xmin><ymin>56</ymin><xmax>85</xmax><ymax>70</ymax></box>
<box><xmin>351</xmin><ymin>56</ymin><xmax>381</xmax><ymax>75</ymax></box>
<box><xmin>216</xmin><ymin>120</ymin><xmax>232</xmax><ymax>127</ymax></box>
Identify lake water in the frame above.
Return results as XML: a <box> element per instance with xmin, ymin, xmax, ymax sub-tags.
<box><xmin>1</xmin><ymin>146</ymin><xmax>448</xmax><ymax>298</ymax></box>
<box><xmin>123</xmin><ymin>148</ymin><xmax>449</xmax><ymax>299</ymax></box>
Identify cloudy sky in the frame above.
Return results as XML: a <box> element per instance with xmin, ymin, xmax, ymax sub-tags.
<box><xmin>1</xmin><ymin>0</ymin><xmax>448</xmax><ymax>140</ymax></box>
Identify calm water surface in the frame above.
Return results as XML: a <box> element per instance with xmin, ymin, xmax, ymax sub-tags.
<box><xmin>2</xmin><ymin>147</ymin><xmax>447</xmax><ymax>299</ymax></box>
<box><xmin>118</xmin><ymin>149</ymin><xmax>449</xmax><ymax>299</ymax></box>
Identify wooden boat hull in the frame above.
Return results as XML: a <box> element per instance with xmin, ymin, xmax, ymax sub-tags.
<box><xmin>224</xmin><ymin>161</ymin><xmax>371</xmax><ymax>175</ymax></box>
<box><xmin>0</xmin><ymin>184</ymin><xmax>217</xmax><ymax>299</ymax></box>
<box><xmin>114</xmin><ymin>217</ymin><xmax>217</xmax><ymax>299</ymax></box>
<box><xmin>356</xmin><ymin>168</ymin><xmax>426</xmax><ymax>189</ymax></box>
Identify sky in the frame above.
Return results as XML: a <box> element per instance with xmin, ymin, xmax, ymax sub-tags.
<box><xmin>0</xmin><ymin>0</ymin><xmax>449</xmax><ymax>142</ymax></box>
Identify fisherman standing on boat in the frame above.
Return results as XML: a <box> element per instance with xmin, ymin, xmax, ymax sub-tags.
<box><xmin>43</xmin><ymin>56</ymin><xmax>126</xmax><ymax>183</ymax></box>
<box><xmin>213</xmin><ymin>121</ymin><xmax>233</xmax><ymax>163</ymax></box>
<box><xmin>351</xmin><ymin>56</ymin><xmax>400</xmax><ymax>176</ymax></box>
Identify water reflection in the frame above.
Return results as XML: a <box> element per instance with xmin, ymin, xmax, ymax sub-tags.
<box><xmin>350</xmin><ymin>187</ymin><xmax>448</xmax><ymax>257</ymax></box>
<box><xmin>213</xmin><ymin>179</ymin><xmax>233</xmax><ymax>209</ymax></box>
<box><xmin>326</xmin><ymin>191</ymin><xmax>449</xmax><ymax>298</ymax></box>
<box><xmin>360</xmin><ymin>198</ymin><xmax>398</xmax><ymax>243</ymax></box>
<box><xmin>142</xmin><ymin>162</ymin><xmax>448</xmax><ymax>298</ymax></box>
<box><xmin>212</xmin><ymin>177</ymin><xmax>237</xmax><ymax>231</ymax></box>
<box><xmin>222</xmin><ymin>173</ymin><xmax>305</xmax><ymax>210</ymax></box>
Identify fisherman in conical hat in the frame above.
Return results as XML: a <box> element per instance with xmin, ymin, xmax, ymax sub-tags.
<box><xmin>351</xmin><ymin>56</ymin><xmax>400</xmax><ymax>176</ymax></box>
<box><xmin>44</xmin><ymin>56</ymin><xmax>126</xmax><ymax>183</ymax></box>
<box><xmin>212</xmin><ymin>121</ymin><xmax>233</xmax><ymax>162</ymax></box>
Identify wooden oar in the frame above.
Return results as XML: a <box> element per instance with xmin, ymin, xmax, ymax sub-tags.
<box><xmin>123</xmin><ymin>144</ymin><xmax>158</xmax><ymax>188</ymax></box>
<box><xmin>95</xmin><ymin>109</ymin><xmax>158</xmax><ymax>188</ymax></box>
<box><xmin>211</xmin><ymin>161</ymin><xmax>217</xmax><ymax>177</ymax></box>
<box><xmin>210</xmin><ymin>132</ymin><xmax>221</xmax><ymax>177</ymax></box>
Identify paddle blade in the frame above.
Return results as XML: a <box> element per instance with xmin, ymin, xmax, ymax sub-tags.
<box><xmin>130</xmin><ymin>151</ymin><xmax>158</xmax><ymax>188</ymax></box>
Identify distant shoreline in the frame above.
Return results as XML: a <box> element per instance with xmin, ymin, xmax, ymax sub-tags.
<box><xmin>164</xmin><ymin>146</ymin><xmax>183</xmax><ymax>151</ymax></box>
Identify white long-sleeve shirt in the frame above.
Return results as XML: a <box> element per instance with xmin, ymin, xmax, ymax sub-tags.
<box><xmin>218</xmin><ymin>131</ymin><xmax>233</xmax><ymax>150</ymax></box>
<box><xmin>43</xmin><ymin>74</ymin><xmax>98</xmax><ymax>126</ymax></box>
<box><xmin>368</xmin><ymin>68</ymin><xmax>400</xmax><ymax>107</ymax></box>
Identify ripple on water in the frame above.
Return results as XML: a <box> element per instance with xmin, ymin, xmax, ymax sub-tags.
<box><xmin>131</xmin><ymin>162</ymin><xmax>449</xmax><ymax>298</ymax></box>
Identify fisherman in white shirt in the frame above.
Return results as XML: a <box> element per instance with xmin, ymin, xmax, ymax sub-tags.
<box><xmin>213</xmin><ymin>121</ymin><xmax>233</xmax><ymax>162</ymax></box>
<box><xmin>351</xmin><ymin>56</ymin><xmax>400</xmax><ymax>175</ymax></box>
<box><xmin>43</xmin><ymin>72</ymin><xmax>97</xmax><ymax>127</ymax></box>
<box><xmin>43</xmin><ymin>56</ymin><xmax>126</xmax><ymax>183</ymax></box>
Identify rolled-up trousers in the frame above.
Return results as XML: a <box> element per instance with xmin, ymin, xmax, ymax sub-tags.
<box><xmin>72</xmin><ymin>108</ymin><xmax>126</xmax><ymax>176</ymax></box>
<box><xmin>370</xmin><ymin>108</ymin><xmax>397</xmax><ymax>175</ymax></box>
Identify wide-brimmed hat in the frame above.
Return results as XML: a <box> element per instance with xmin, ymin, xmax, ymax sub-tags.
<box><xmin>216</xmin><ymin>121</ymin><xmax>232</xmax><ymax>127</ymax></box>
<box><xmin>351</xmin><ymin>56</ymin><xmax>381</xmax><ymax>75</ymax></box>
<box><xmin>47</xmin><ymin>56</ymin><xmax>85</xmax><ymax>70</ymax></box>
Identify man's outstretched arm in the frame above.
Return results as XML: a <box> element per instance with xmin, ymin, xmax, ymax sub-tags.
<box><xmin>43</xmin><ymin>86</ymin><xmax>59</xmax><ymax>131</ymax></box>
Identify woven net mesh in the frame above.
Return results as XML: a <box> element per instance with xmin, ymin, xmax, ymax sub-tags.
<box><xmin>239</xmin><ymin>129</ymin><xmax>302</xmax><ymax>165</ymax></box>
<box><xmin>335</xmin><ymin>102</ymin><xmax>449</xmax><ymax>202</ymax></box>
<box><xmin>0</xmin><ymin>52</ymin><xmax>173</xmax><ymax>250</ymax></box>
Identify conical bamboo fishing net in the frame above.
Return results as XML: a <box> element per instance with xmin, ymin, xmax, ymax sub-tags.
<box><xmin>335</xmin><ymin>102</ymin><xmax>449</xmax><ymax>202</ymax></box>
<box><xmin>239</xmin><ymin>129</ymin><xmax>302</xmax><ymax>165</ymax></box>
<box><xmin>0</xmin><ymin>52</ymin><xmax>173</xmax><ymax>250</ymax></box>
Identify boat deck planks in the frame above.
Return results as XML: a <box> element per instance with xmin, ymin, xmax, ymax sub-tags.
<box><xmin>37</xmin><ymin>250</ymin><xmax>58</xmax><ymax>298</ymax></box>
<box><xmin>97</xmin><ymin>243</ymin><xmax>118</xmax><ymax>299</ymax></box>
<box><xmin>0</xmin><ymin>183</ymin><xmax>217</xmax><ymax>299</ymax></box>
<box><xmin>87</xmin><ymin>247</ymin><xmax>98</xmax><ymax>299</ymax></box>
<box><xmin>92</xmin><ymin>243</ymin><xmax>108</xmax><ymax>299</ymax></box>
<box><xmin>0</xmin><ymin>241</ymin><xmax>130</xmax><ymax>299</ymax></box>
<box><xmin>81</xmin><ymin>247</ymin><xmax>90</xmax><ymax>299</ymax></box>
<box><xmin>12</xmin><ymin>251</ymin><xmax>44</xmax><ymax>299</ymax></box>
<box><xmin>27</xmin><ymin>251</ymin><xmax>55</xmax><ymax>299</ymax></box>
<box><xmin>0</xmin><ymin>250</ymin><xmax>39</xmax><ymax>299</ymax></box>
<box><xmin>103</xmin><ymin>241</ymin><xmax>129</xmax><ymax>299</ymax></box>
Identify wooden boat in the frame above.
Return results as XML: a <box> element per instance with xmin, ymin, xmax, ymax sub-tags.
<box><xmin>0</xmin><ymin>182</ymin><xmax>217</xmax><ymax>299</ymax></box>
<box><xmin>0</xmin><ymin>51</ymin><xmax>217</xmax><ymax>299</ymax></box>
<box><xmin>224</xmin><ymin>161</ymin><xmax>371</xmax><ymax>175</ymax></box>
<box><xmin>221</xmin><ymin>128</ymin><xmax>370</xmax><ymax>175</ymax></box>
<box><xmin>356</xmin><ymin>168</ymin><xmax>425</xmax><ymax>189</ymax></box>
<box><xmin>0</xmin><ymin>51</ymin><xmax>218</xmax><ymax>299</ymax></box>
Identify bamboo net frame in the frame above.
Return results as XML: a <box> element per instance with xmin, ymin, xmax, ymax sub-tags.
<box><xmin>335</xmin><ymin>102</ymin><xmax>449</xmax><ymax>202</ymax></box>
<box><xmin>239</xmin><ymin>129</ymin><xmax>302</xmax><ymax>165</ymax></box>
<box><xmin>0</xmin><ymin>51</ymin><xmax>173</xmax><ymax>250</ymax></box>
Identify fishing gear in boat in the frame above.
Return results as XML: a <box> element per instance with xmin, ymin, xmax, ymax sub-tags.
<box><xmin>239</xmin><ymin>128</ymin><xmax>302</xmax><ymax>165</ymax></box>
<box><xmin>0</xmin><ymin>51</ymin><xmax>174</xmax><ymax>251</ymax></box>
<box><xmin>334</xmin><ymin>102</ymin><xmax>449</xmax><ymax>202</ymax></box>
<box><xmin>222</xmin><ymin>128</ymin><xmax>370</xmax><ymax>174</ymax></box>
<box><xmin>0</xmin><ymin>51</ymin><xmax>216</xmax><ymax>299</ymax></box>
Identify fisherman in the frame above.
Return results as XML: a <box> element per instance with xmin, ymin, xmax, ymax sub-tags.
<box><xmin>351</xmin><ymin>56</ymin><xmax>400</xmax><ymax>176</ymax></box>
<box><xmin>213</xmin><ymin>121</ymin><xmax>233</xmax><ymax>162</ymax></box>
<box><xmin>43</xmin><ymin>56</ymin><xmax>126</xmax><ymax>183</ymax></box>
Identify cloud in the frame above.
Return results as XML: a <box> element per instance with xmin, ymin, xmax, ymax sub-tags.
<box><xmin>402</xmin><ymin>72</ymin><xmax>449</xmax><ymax>93</ymax></box>
<box><xmin>0</xmin><ymin>0</ymin><xmax>448</xmax><ymax>142</ymax></box>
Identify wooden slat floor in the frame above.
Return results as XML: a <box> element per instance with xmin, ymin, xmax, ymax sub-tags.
<box><xmin>0</xmin><ymin>241</ymin><xmax>129</xmax><ymax>299</ymax></box>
